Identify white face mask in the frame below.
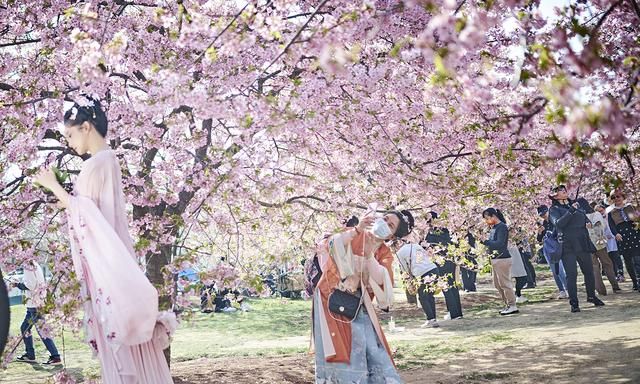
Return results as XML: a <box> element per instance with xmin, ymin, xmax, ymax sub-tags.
<box><xmin>372</xmin><ymin>218</ymin><xmax>393</xmax><ymax>240</ymax></box>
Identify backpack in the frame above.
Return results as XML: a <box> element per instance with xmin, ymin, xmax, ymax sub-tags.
<box><xmin>543</xmin><ymin>231</ymin><xmax>563</xmax><ymax>263</ymax></box>
<box><xmin>303</xmin><ymin>253</ymin><xmax>323</xmax><ymax>297</ymax></box>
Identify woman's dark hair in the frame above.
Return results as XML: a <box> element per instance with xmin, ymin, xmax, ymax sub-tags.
<box><xmin>482</xmin><ymin>208</ymin><xmax>506</xmax><ymax>224</ymax></box>
<box><xmin>390</xmin><ymin>210</ymin><xmax>414</xmax><ymax>238</ymax></box>
<box><xmin>344</xmin><ymin>216</ymin><xmax>359</xmax><ymax>228</ymax></box>
<box><xmin>64</xmin><ymin>96</ymin><xmax>108</xmax><ymax>138</ymax></box>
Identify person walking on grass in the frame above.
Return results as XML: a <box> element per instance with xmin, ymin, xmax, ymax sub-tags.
<box><xmin>594</xmin><ymin>201</ymin><xmax>625</xmax><ymax>282</ymax></box>
<box><xmin>578</xmin><ymin>199</ymin><xmax>620</xmax><ymax>295</ymax></box>
<box><xmin>14</xmin><ymin>261</ymin><xmax>61</xmax><ymax>365</ymax></box>
<box><xmin>481</xmin><ymin>208</ymin><xmax>519</xmax><ymax>316</ymax></box>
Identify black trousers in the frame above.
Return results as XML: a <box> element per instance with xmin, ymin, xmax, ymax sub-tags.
<box><xmin>561</xmin><ymin>249</ymin><xmax>596</xmax><ymax>306</ymax></box>
<box><xmin>417</xmin><ymin>268</ymin><xmax>439</xmax><ymax>320</ymax></box>
<box><xmin>515</xmin><ymin>276</ymin><xmax>527</xmax><ymax>297</ymax></box>
<box><xmin>620</xmin><ymin>250</ymin><xmax>639</xmax><ymax>288</ymax></box>
<box><xmin>461</xmin><ymin>256</ymin><xmax>477</xmax><ymax>292</ymax></box>
<box><xmin>608</xmin><ymin>251</ymin><xmax>624</xmax><ymax>275</ymax></box>
<box><xmin>521</xmin><ymin>252</ymin><xmax>536</xmax><ymax>285</ymax></box>
<box><xmin>438</xmin><ymin>260</ymin><xmax>463</xmax><ymax>318</ymax></box>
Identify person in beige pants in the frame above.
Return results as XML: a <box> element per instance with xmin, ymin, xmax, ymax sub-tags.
<box><xmin>482</xmin><ymin>208</ymin><xmax>519</xmax><ymax>315</ymax></box>
<box><xmin>492</xmin><ymin>258</ymin><xmax>517</xmax><ymax>309</ymax></box>
<box><xmin>583</xmin><ymin>200</ymin><xmax>621</xmax><ymax>295</ymax></box>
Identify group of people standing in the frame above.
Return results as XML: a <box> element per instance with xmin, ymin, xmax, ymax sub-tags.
<box><xmin>310</xmin><ymin>183</ymin><xmax>639</xmax><ymax>383</ymax></box>
<box><xmin>534</xmin><ymin>185</ymin><xmax>639</xmax><ymax>312</ymax></box>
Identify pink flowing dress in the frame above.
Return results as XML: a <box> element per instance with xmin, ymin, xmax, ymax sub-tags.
<box><xmin>67</xmin><ymin>149</ymin><xmax>174</xmax><ymax>383</ymax></box>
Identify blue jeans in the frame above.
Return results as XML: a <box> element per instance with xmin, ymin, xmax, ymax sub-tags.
<box><xmin>313</xmin><ymin>294</ymin><xmax>402</xmax><ymax>383</ymax></box>
<box><xmin>543</xmin><ymin>251</ymin><xmax>567</xmax><ymax>292</ymax></box>
<box><xmin>21</xmin><ymin>307</ymin><xmax>59</xmax><ymax>359</ymax></box>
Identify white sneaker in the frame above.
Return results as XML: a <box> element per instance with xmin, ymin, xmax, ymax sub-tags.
<box><xmin>444</xmin><ymin>312</ymin><xmax>451</xmax><ymax>320</ymax></box>
<box><xmin>557</xmin><ymin>291</ymin><xmax>568</xmax><ymax>299</ymax></box>
<box><xmin>421</xmin><ymin>319</ymin><xmax>440</xmax><ymax>328</ymax></box>
<box><xmin>500</xmin><ymin>305</ymin><xmax>519</xmax><ymax>315</ymax></box>
<box><xmin>516</xmin><ymin>296</ymin><xmax>528</xmax><ymax>304</ymax></box>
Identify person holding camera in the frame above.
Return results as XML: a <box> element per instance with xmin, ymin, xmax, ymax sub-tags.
<box><xmin>312</xmin><ymin>210</ymin><xmax>414</xmax><ymax>383</ymax></box>
<box><xmin>548</xmin><ymin>185</ymin><xmax>604</xmax><ymax>313</ymax></box>
<box><xmin>424</xmin><ymin>211</ymin><xmax>463</xmax><ymax>320</ymax></box>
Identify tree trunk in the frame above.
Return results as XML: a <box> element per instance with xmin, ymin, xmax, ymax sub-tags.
<box><xmin>405</xmin><ymin>289</ymin><xmax>417</xmax><ymax>304</ymax></box>
<box><xmin>146</xmin><ymin>241</ymin><xmax>175</xmax><ymax>366</ymax></box>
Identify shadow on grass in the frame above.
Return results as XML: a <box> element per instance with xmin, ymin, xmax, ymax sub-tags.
<box><xmin>402</xmin><ymin>336</ymin><xmax>640</xmax><ymax>384</ymax></box>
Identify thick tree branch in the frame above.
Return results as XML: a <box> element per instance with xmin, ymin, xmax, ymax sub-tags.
<box><xmin>630</xmin><ymin>0</ymin><xmax>640</xmax><ymax>20</ymax></box>
<box><xmin>0</xmin><ymin>38</ymin><xmax>41</xmax><ymax>48</ymax></box>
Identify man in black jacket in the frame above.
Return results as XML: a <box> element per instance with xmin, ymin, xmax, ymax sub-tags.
<box><xmin>422</xmin><ymin>211</ymin><xmax>463</xmax><ymax>320</ymax></box>
<box><xmin>548</xmin><ymin>185</ymin><xmax>604</xmax><ymax>312</ymax></box>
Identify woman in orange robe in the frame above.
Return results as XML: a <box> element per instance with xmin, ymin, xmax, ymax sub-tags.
<box><xmin>313</xmin><ymin>210</ymin><xmax>414</xmax><ymax>383</ymax></box>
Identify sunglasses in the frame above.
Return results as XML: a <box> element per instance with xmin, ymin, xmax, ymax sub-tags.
<box><xmin>613</xmin><ymin>195</ymin><xmax>623</xmax><ymax>199</ymax></box>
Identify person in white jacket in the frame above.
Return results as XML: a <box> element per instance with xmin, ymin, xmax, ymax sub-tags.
<box><xmin>508</xmin><ymin>233</ymin><xmax>529</xmax><ymax>305</ymax></box>
<box><xmin>14</xmin><ymin>261</ymin><xmax>61</xmax><ymax>365</ymax></box>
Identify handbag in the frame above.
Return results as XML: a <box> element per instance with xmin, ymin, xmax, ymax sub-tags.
<box><xmin>543</xmin><ymin>230</ymin><xmax>563</xmax><ymax>263</ymax></box>
<box><xmin>328</xmin><ymin>288</ymin><xmax>362</xmax><ymax>321</ymax></box>
<box><xmin>327</xmin><ymin>233</ymin><xmax>365</xmax><ymax>323</ymax></box>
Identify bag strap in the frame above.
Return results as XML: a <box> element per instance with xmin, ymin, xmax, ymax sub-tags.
<box><xmin>328</xmin><ymin>232</ymin><xmax>364</xmax><ymax>324</ymax></box>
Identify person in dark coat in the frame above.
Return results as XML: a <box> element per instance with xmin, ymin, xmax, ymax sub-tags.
<box><xmin>422</xmin><ymin>211</ymin><xmax>463</xmax><ymax>320</ymax></box>
<box><xmin>461</xmin><ymin>230</ymin><xmax>478</xmax><ymax>292</ymax></box>
<box><xmin>536</xmin><ymin>205</ymin><xmax>568</xmax><ymax>298</ymax></box>
<box><xmin>607</xmin><ymin>189</ymin><xmax>640</xmax><ymax>291</ymax></box>
<box><xmin>548</xmin><ymin>185</ymin><xmax>604</xmax><ymax>312</ymax></box>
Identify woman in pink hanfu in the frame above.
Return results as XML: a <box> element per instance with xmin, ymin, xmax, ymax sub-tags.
<box><xmin>36</xmin><ymin>98</ymin><xmax>175</xmax><ymax>383</ymax></box>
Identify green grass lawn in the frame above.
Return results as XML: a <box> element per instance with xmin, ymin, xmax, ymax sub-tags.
<box><xmin>171</xmin><ymin>298</ymin><xmax>312</xmax><ymax>361</ymax></box>
<box><xmin>1</xmin><ymin>298</ymin><xmax>314</xmax><ymax>382</ymax></box>
<box><xmin>2</xmin><ymin>281</ymin><xmax>542</xmax><ymax>382</ymax></box>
